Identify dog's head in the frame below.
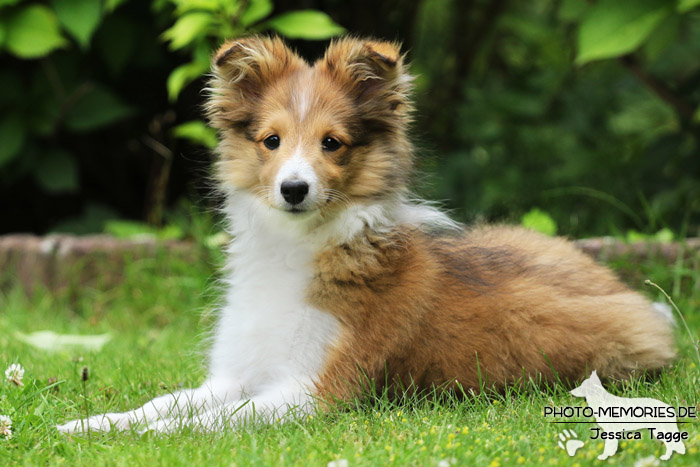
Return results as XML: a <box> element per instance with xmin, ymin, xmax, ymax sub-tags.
<box><xmin>207</xmin><ymin>35</ymin><xmax>414</xmax><ymax>219</ymax></box>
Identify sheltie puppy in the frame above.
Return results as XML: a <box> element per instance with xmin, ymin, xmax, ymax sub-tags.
<box><xmin>58</xmin><ymin>35</ymin><xmax>675</xmax><ymax>433</ymax></box>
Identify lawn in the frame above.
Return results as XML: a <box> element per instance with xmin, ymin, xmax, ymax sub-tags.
<box><xmin>1</xmin><ymin>244</ymin><xmax>698</xmax><ymax>466</ymax></box>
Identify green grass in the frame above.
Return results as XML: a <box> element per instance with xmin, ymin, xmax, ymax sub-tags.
<box><xmin>1</xmin><ymin>247</ymin><xmax>699</xmax><ymax>466</ymax></box>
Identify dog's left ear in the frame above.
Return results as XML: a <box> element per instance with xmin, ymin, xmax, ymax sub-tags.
<box><xmin>318</xmin><ymin>38</ymin><xmax>413</xmax><ymax>115</ymax></box>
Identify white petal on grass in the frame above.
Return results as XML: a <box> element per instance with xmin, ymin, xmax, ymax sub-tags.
<box><xmin>0</xmin><ymin>415</ymin><xmax>12</xmax><ymax>439</ymax></box>
<box><xmin>327</xmin><ymin>460</ymin><xmax>348</xmax><ymax>467</ymax></box>
<box><xmin>14</xmin><ymin>331</ymin><xmax>111</xmax><ymax>351</ymax></box>
<box><xmin>5</xmin><ymin>363</ymin><xmax>24</xmax><ymax>386</ymax></box>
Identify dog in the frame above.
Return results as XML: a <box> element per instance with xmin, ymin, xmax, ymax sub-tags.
<box><xmin>58</xmin><ymin>35</ymin><xmax>676</xmax><ymax>433</ymax></box>
<box><xmin>571</xmin><ymin>371</ymin><xmax>686</xmax><ymax>460</ymax></box>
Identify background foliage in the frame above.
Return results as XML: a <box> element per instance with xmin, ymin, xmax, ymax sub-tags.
<box><xmin>1</xmin><ymin>0</ymin><xmax>699</xmax><ymax>238</ymax></box>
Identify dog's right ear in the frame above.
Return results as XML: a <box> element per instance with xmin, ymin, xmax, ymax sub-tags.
<box><xmin>208</xmin><ymin>36</ymin><xmax>303</xmax><ymax>129</ymax></box>
<box><xmin>212</xmin><ymin>36</ymin><xmax>302</xmax><ymax>93</ymax></box>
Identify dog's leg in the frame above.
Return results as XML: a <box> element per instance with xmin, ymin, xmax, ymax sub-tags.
<box><xmin>57</xmin><ymin>378</ymin><xmax>240</xmax><ymax>433</ymax></box>
<box><xmin>597</xmin><ymin>436</ymin><xmax>619</xmax><ymax>460</ymax></box>
<box><xmin>142</xmin><ymin>377</ymin><xmax>316</xmax><ymax>433</ymax></box>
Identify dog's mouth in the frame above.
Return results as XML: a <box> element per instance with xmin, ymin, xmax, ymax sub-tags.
<box><xmin>281</xmin><ymin>205</ymin><xmax>318</xmax><ymax>216</ymax></box>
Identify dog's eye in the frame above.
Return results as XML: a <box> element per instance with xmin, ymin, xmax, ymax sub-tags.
<box><xmin>321</xmin><ymin>137</ymin><xmax>342</xmax><ymax>152</ymax></box>
<box><xmin>263</xmin><ymin>135</ymin><xmax>280</xmax><ymax>150</ymax></box>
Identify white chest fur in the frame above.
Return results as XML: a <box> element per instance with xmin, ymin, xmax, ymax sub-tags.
<box><xmin>207</xmin><ymin>194</ymin><xmax>341</xmax><ymax>395</ymax></box>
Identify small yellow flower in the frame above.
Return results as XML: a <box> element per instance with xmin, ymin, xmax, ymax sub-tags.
<box><xmin>421</xmin><ymin>446</ymin><xmax>427</xmax><ymax>452</ymax></box>
<box><xmin>517</xmin><ymin>457</ymin><xmax>525</xmax><ymax>464</ymax></box>
<box><xmin>461</xmin><ymin>426</ymin><xmax>469</xmax><ymax>435</ymax></box>
<box><xmin>489</xmin><ymin>460</ymin><xmax>500</xmax><ymax>467</ymax></box>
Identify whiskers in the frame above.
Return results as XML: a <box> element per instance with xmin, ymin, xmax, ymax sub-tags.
<box><xmin>321</xmin><ymin>188</ymin><xmax>351</xmax><ymax>210</ymax></box>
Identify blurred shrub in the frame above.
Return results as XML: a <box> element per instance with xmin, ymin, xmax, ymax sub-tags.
<box><xmin>0</xmin><ymin>0</ymin><xmax>698</xmax><ymax>239</ymax></box>
<box><xmin>0</xmin><ymin>0</ymin><xmax>342</xmax><ymax>233</ymax></box>
<box><xmin>413</xmin><ymin>0</ymin><xmax>700</xmax><ymax>237</ymax></box>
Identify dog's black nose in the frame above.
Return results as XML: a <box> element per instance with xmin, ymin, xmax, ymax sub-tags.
<box><xmin>280</xmin><ymin>181</ymin><xmax>309</xmax><ymax>205</ymax></box>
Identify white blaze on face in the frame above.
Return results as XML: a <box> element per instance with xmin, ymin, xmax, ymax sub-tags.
<box><xmin>293</xmin><ymin>72</ymin><xmax>314</xmax><ymax>121</ymax></box>
<box><xmin>274</xmin><ymin>145</ymin><xmax>319</xmax><ymax>209</ymax></box>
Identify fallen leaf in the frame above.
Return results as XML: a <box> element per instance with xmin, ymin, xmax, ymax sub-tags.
<box><xmin>14</xmin><ymin>331</ymin><xmax>111</xmax><ymax>351</ymax></box>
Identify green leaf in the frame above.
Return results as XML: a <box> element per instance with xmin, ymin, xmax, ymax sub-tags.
<box><xmin>521</xmin><ymin>208</ymin><xmax>557</xmax><ymax>236</ymax></box>
<box><xmin>52</xmin><ymin>0</ymin><xmax>102</xmax><ymax>49</ymax></box>
<box><xmin>15</xmin><ymin>330</ymin><xmax>111</xmax><ymax>352</ymax></box>
<box><xmin>0</xmin><ymin>0</ymin><xmax>22</xmax><ymax>7</ymax></box>
<box><xmin>167</xmin><ymin>59</ymin><xmax>208</xmax><ymax>101</ymax></box>
<box><xmin>171</xmin><ymin>0</ymin><xmax>220</xmax><ymax>15</ymax></box>
<box><xmin>65</xmin><ymin>85</ymin><xmax>133</xmax><ymax>132</ymax></box>
<box><xmin>104</xmin><ymin>220</ymin><xmax>184</xmax><ymax>240</ymax></box>
<box><xmin>241</xmin><ymin>0</ymin><xmax>273</xmax><ymax>26</ymax></box>
<box><xmin>95</xmin><ymin>15</ymin><xmax>136</xmax><ymax>74</ymax></box>
<box><xmin>678</xmin><ymin>0</ymin><xmax>700</xmax><ymax>13</ymax></box>
<box><xmin>576</xmin><ymin>0</ymin><xmax>672</xmax><ymax>65</ymax></box>
<box><xmin>104</xmin><ymin>220</ymin><xmax>156</xmax><ymax>238</ymax></box>
<box><xmin>5</xmin><ymin>5</ymin><xmax>68</xmax><ymax>58</ymax></box>
<box><xmin>264</xmin><ymin>10</ymin><xmax>345</xmax><ymax>40</ymax></box>
<box><xmin>105</xmin><ymin>0</ymin><xmax>130</xmax><ymax>12</ymax></box>
<box><xmin>0</xmin><ymin>114</ymin><xmax>26</xmax><ymax>167</ymax></box>
<box><xmin>34</xmin><ymin>149</ymin><xmax>79</xmax><ymax>193</ymax></box>
<box><xmin>173</xmin><ymin>120</ymin><xmax>218</xmax><ymax>148</ymax></box>
<box><xmin>693</xmin><ymin>105</ymin><xmax>700</xmax><ymax>124</ymax></box>
<box><xmin>558</xmin><ymin>0</ymin><xmax>588</xmax><ymax>22</ymax></box>
<box><xmin>161</xmin><ymin>11</ymin><xmax>212</xmax><ymax>50</ymax></box>
<box><xmin>642</xmin><ymin>12</ymin><xmax>680</xmax><ymax>61</ymax></box>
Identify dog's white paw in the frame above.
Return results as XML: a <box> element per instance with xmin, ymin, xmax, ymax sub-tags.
<box><xmin>56</xmin><ymin>413</ymin><xmax>130</xmax><ymax>434</ymax></box>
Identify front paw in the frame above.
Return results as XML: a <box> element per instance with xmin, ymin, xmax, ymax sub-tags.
<box><xmin>57</xmin><ymin>413</ymin><xmax>129</xmax><ymax>434</ymax></box>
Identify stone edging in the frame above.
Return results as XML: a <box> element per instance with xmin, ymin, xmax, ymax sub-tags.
<box><xmin>1</xmin><ymin>234</ymin><xmax>698</xmax><ymax>292</ymax></box>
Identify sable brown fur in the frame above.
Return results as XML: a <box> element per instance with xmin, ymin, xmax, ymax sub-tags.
<box><xmin>207</xmin><ymin>35</ymin><xmax>676</xmax><ymax>405</ymax></box>
<box><xmin>309</xmin><ymin>225</ymin><xmax>675</xmax><ymax>402</ymax></box>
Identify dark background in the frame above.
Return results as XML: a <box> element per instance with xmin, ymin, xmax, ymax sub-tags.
<box><xmin>1</xmin><ymin>0</ymin><xmax>698</xmax><ymax>238</ymax></box>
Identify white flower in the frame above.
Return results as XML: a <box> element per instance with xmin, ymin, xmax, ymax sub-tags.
<box><xmin>5</xmin><ymin>363</ymin><xmax>24</xmax><ymax>386</ymax></box>
<box><xmin>0</xmin><ymin>415</ymin><xmax>12</xmax><ymax>439</ymax></box>
<box><xmin>327</xmin><ymin>460</ymin><xmax>348</xmax><ymax>467</ymax></box>
<box><xmin>634</xmin><ymin>456</ymin><xmax>660</xmax><ymax>467</ymax></box>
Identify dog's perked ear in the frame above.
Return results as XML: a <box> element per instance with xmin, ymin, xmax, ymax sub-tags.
<box><xmin>318</xmin><ymin>38</ymin><xmax>414</xmax><ymax>119</ymax></box>
<box><xmin>207</xmin><ymin>35</ymin><xmax>305</xmax><ymax>130</ymax></box>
